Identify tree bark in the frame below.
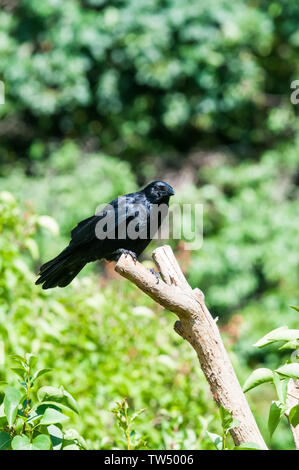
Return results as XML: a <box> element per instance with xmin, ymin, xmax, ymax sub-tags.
<box><xmin>115</xmin><ymin>245</ymin><xmax>267</xmax><ymax>449</ymax></box>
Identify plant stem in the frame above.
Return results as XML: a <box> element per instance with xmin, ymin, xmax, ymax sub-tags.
<box><xmin>22</xmin><ymin>364</ymin><xmax>31</xmax><ymax>434</ymax></box>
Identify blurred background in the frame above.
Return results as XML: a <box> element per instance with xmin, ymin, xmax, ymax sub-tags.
<box><xmin>0</xmin><ymin>0</ymin><xmax>298</xmax><ymax>449</ymax></box>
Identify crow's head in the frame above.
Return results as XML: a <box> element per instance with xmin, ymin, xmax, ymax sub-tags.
<box><xmin>143</xmin><ymin>181</ymin><xmax>175</xmax><ymax>203</ymax></box>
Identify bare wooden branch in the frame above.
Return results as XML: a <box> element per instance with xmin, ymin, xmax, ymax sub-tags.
<box><xmin>286</xmin><ymin>379</ymin><xmax>299</xmax><ymax>450</ymax></box>
<box><xmin>115</xmin><ymin>245</ymin><xmax>267</xmax><ymax>449</ymax></box>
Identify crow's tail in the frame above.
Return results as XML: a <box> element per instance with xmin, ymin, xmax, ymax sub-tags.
<box><xmin>35</xmin><ymin>248</ymin><xmax>86</xmax><ymax>289</ymax></box>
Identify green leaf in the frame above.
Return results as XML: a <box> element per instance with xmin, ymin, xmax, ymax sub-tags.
<box><xmin>206</xmin><ymin>431</ymin><xmax>223</xmax><ymax>450</ymax></box>
<box><xmin>243</xmin><ymin>368</ymin><xmax>274</xmax><ymax>392</ymax></box>
<box><xmin>26</xmin><ymin>403</ymin><xmax>55</xmax><ymax>424</ymax></box>
<box><xmin>0</xmin><ymin>431</ymin><xmax>11</xmax><ymax>450</ymax></box>
<box><xmin>0</xmin><ymin>415</ymin><xmax>7</xmax><ymax>427</ymax></box>
<box><xmin>9</xmin><ymin>355</ymin><xmax>26</xmax><ymax>366</ymax></box>
<box><xmin>62</xmin><ymin>389</ymin><xmax>79</xmax><ymax>414</ymax></box>
<box><xmin>32</xmin><ymin>434</ymin><xmax>51</xmax><ymax>450</ymax></box>
<box><xmin>11</xmin><ymin>434</ymin><xmax>51</xmax><ymax>450</ymax></box>
<box><xmin>47</xmin><ymin>424</ymin><xmax>63</xmax><ymax>450</ymax></box>
<box><xmin>32</xmin><ymin>369</ymin><xmax>52</xmax><ymax>383</ymax></box>
<box><xmin>40</xmin><ymin>407</ymin><xmax>69</xmax><ymax>425</ymax></box>
<box><xmin>273</xmin><ymin>373</ymin><xmax>288</xmax><ymax>404</ymax></box>
<box><xmin>11</xmin><ymin>368</ymin><xmax>25</xmax><ymax>379</ymax></box>
<box><xmin>11</xmin><ymin>435</ymin><xmax>31</xmax><ymax>450</ymax></box>
<box><xmin>38</xmin><ymin>386</ymin><xmax>78</xmax><ymax>414</ymax></box>
<box><xmin>268</xmin><ymin>401</ymin><xmax>286</xmax><ymax>438</ymax></box>
<box><xmin>130</xmin><ymin>408</ymin><xmax>146</xmax><ymax>423</ymax></box>
<box><xmin>275</xmin><ymin>363</ymin><xmax>299</xmax><ymax>380</ymax></box>
<box><xmin>289</xmin><ymin>405</ymin><xmax>299</xmax><ymax>428</ymax></box>
<box><xmin>279</xmin><ymin>340</ymin><xmax>299</xmax><ymax>350</ymax></box>
<box><xmin>38</xmin><ymin>386</ymin><xmax>63</xmax><ymax>403</ymax></box>
<box><xmin>63</xmin><ymin>428</ymin><xmax>87</xmax><ymax>450</ymax></box>
<box><xmin>254</xmin><ymin>327</ymin><xmax>299</xmax><ymax>348</ymax></box>
<box><xmin>26</xmin><ymin>354</ymin><xmax>37</xmax><ymax>369</ymax></box>
<box><xmin>4</xmin><ymin>386</ymin><xmax>22</xmax><ymax>427</ymax></box>
<box><xmin>290</xmin><ymin>305</ymin><xmax>299</xmax><ymax>313</ymax></box>
<box><xmin>219</xmin><ymin>406</ymin><xmax>239</xmax><ymax>432</ymax></box>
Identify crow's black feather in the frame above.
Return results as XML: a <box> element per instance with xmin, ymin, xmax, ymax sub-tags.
<box><xmin>35</xmin><ymin>181</ymin><xmax>175</xmax><ymax>289</ymax></box>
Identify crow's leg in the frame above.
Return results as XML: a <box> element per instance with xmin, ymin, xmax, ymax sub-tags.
<box><xmin>149</xmin><ymin>268</ymin><xmax>160</xmax><ymax>284</ymax></box>
<box><xmin>113</xmin><ymin>248</ymin><xmax>137</xmax><ymax>263</ymax></box>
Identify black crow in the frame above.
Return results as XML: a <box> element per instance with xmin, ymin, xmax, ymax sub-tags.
<box><xmin>35</xmin><ymin>181</ymin><xmax>175</xmax><ymax>289</ymax></box>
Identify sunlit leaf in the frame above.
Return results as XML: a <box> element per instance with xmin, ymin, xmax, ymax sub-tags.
<box><xmin>289</xmin><ymin>405</ymin><xmax>299</xmax><ymax>428</ymax></box>
<box><xmin>38</xmin><ymin>386</ymin><xmax>78</xmax><ymax>414</ymax></box>
<box><xmin>32</xmin><ymin>434</ymin><xmax>51</xmax><ymax>450</ymax></box>
<box><xmin>4</xmin><ymin>387</ymin><xmax>22</xmax><ymax>427</ymax></box>
<box><xmin>206</xmin><ymin>431</ymin><xmax>223</xmax><ymax>450</ymax></box>
<box><xmin>11</xmin><ymin>435</ymin><xmax>31</xmax><ymax>450</ymax></box>
<box><xmin>268</xmin><ymin>401</ymin><xmax>286</xmax><ymax>439</ymax></box>
<box><xmin>243</xmin><ymin>368</ymin><xmax>273</xmax><ymax>393</ymax></box>
<box><xmin>40</xmin><ymin>408</ymin><xmax>69</xmax><ymax>425</ymax></box>
<box><xmin>254</xmin><ymin>327</ymin><xmax>299</xmax><ymax>348</ymax></box>
<box><xmin>275</xmin><ymin>364</ymin><xmax>299</xmax><ymax>380</ymax></box>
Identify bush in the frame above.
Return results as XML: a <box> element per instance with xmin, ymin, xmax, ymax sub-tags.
<box><xmin>0</xmin><ymin>354</ymin><xmax>86</xmax><ymax>450</ymax></box>
<box><xmin>0</xmin><ymin>0</ymin><xmax>298</xmax><ymax>163</ymax></box>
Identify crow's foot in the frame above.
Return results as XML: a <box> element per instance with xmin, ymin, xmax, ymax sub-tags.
<box><xmin>149</xmin><ymin>268</ymin><xmax>161</xmax><ymax>284</ymax></box>
<box><xmin>115</xmin><ymin>249</ymin><xmax>137</xmax><ymax>263</ymax></box>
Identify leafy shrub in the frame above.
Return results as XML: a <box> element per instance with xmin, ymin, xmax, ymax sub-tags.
<box><xmin>111</xmin><ymin>399</ymin><xmax>147</xmax><ymax>450</ymax></box>
<box><xmin>243</xmin><ymin>310</ymin><xmax>299</xmax><ymax>442</ymax></box>
<box><xmin>0</xmin><ymin>353</ymin><xmax>86</xmax><ymax>450</ymax></box>
<box><xmin>0</xmin><ymin>0</ymin><xmax>298</xmax><ymax>162</ymax></box>
<box><xmin>184</xmin><ymin>139</ymin><xmax>299</xmax><ymax>330</ymax></box>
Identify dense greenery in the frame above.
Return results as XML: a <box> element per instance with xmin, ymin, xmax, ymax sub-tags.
<box><xmin>243</xmin><ymin>321</ymin><xmax>299</xmax><ymax>442</ymax></box>
<box><xmin>0</xmin><ymin>0</ymin><xmax>299</xmax><ymax>165</ymax></box>
<box><xmin>0</xmin><ymin>0</ymin><xmax>298</xmax><ymax>450</ymax></box>
<box><xmin>0</xmin><ymin>354</ymin><xmax>86</xmax><ymax>450</ymax></box>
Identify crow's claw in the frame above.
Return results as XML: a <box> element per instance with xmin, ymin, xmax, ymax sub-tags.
<box><xmin>149</xmin><ymin>268</ymin><xmax>160</xmax><ymax>284</ymax></box>
<box><xmin>115</xmin><ymin>249</ymin><xmax>137</xmax><ymax>263</ymax></box>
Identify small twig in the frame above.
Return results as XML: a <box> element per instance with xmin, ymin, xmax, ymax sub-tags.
<box><xmin>115</xmin><ymin>245</ymin><xmax>267</xmax><ymax>449</ymax></box>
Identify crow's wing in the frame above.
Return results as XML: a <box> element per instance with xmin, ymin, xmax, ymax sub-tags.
<box><xmin>69</xmin><ymin>195</ymin><xmax>144</xmax><ymax>248</ymax></box>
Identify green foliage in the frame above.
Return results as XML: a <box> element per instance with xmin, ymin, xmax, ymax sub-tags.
<box><xmin>187</xmin><ymin>142</ymin><xmax>299</xmax><ymax>322</ymax></box>
<box><xmin>289</xmin><ymin>405</ymin><xmax>299</xmax><ymax>428</ymax></box>
<box><xmin>0</xmin><ymin>0</ymin><xmax>298</xmax><ymax>452</ymax></box>
<box><xmin>243</xmin><ymin>368</ymin><xmax>274</xmax><ymax>393</ymax></box>
<box><xmin>207</xmin><ymin>406</ymin><xmax>261</xmax><ymax>450</ymax></box>
<box><xmin>111</xmin><ymin>398</ymin><xmax>147</xmax><ymax>450</ymax></box>
<box><xmin>207</xmin><ymin>406</ymin><xmax>239</xmax><ymax>450</ymax></box>
<box><xmin>0</xmin><ymin>0</ymin><xmax>299</xmax><ymax>163</ymax></box>
<box><xmin>243</xmin><ymin>315</ymin><xmax>299</xmax><ymax>441</ymax></box>
<box><xmin>0</xmin><ymin>354</ymin><xmax>85</xmax><ymax>450</ymax></box>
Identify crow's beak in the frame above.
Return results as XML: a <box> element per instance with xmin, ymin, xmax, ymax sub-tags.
<box><xmin>168</xmin><ymin>186</ymin><xmax>175</xmax><ymax>196</ymax></box>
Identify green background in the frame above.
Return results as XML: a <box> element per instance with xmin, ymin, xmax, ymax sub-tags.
<box><xmin>0</xmin><ymin>0</ymin><xmax>298</xmax><ymax>449</ymax></box>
